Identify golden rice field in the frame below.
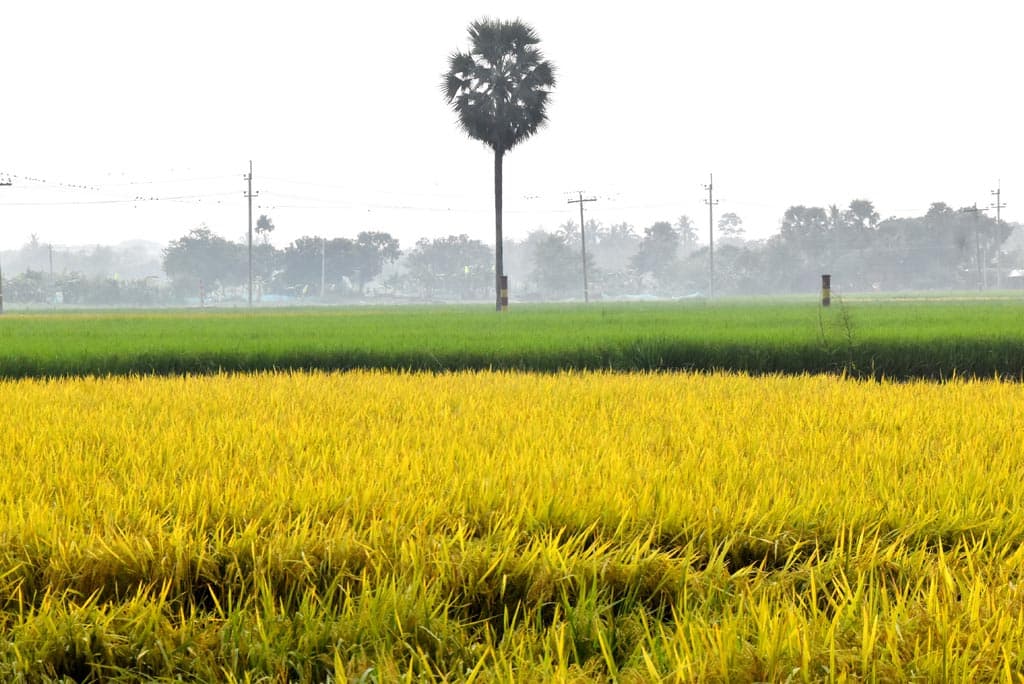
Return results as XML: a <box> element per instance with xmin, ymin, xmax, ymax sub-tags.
<box><xmin>3</xmin><ymin>370</ymin><xmax>1024</xmax><ymax>681</ymax></box>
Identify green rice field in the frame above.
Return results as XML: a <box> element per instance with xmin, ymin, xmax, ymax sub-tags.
<box><xmin>1</xmin><ymin>298</ymin><xmax>1023</xmax><ymax>378</ymax></box>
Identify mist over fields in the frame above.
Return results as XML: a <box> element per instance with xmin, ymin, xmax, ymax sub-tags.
<box><xmin>3</xmin><ymin>200</ymin><xmax>1022</xmax><ymax>308</ymax></box>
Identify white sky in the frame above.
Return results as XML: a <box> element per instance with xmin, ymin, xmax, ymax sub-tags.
<box><xmin>1</xmin><ymin>0</ymin><xmax>1021</xmax><ymax>252</ymax></box>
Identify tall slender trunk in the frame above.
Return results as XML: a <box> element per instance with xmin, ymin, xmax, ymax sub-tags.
<box><xmin>494</xmin><ymin>147</ymin><xmax>504</xmax><ymax>311</ymax></box>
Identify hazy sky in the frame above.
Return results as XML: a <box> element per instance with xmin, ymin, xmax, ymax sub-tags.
<box><xmin>2</xmin><ymin>1</ymin><xmax>1020</xmax><ymax>252</ymax></box>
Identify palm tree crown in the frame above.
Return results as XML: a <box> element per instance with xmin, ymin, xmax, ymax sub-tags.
<box><xmin>443</xmin><ymin>19</ymin><xmax>556</xmax><ymax>154</ymax></box>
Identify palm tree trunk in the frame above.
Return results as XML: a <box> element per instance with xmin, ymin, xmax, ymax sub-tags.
<box><xmin>494</xmin><ymin>147</ymin><xmax>504</xmax><ymax>311</ymax></box>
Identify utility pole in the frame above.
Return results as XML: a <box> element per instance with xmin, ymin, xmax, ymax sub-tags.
<box><xmin>49</xmin><ymin>244</ymin><xmax>54</xmax><ymax>308</ymax></box>
<box><xmin>703</xmin><ymin>174</ymin><xmax>719</xmax><ymax>299</ymax></box>
<box><xmin>320</xmin><ymin>236</ymin><xmax>326</xmax><ymax>299</ymax></box>
<box><xmin>244</xmin><ymin>161</ymin><xmax>258</xmax><ymax>307</ymax></box>
<box><xmin>990</xmin><ymin>182</ymin><xmax>1007</xmax><ymax>289</ymax></box>
<box><xmin>0</xmin><ymin>176</ymin><xmax>10</xmax><ymax>314</ymax></box>
<box><xmin>991</xmin><ymin>182</ymin><xmax>1006</xmax><ymax>225</ymax></box>
<box><xmin>567</xmin><ymin>191</ymin><xmax>597</xmax><ymax>303</ymax></box>
<box><xmin>962</xmin><ymin>204</ymin><xmax>985</xmax><ymax>290</ymax></box>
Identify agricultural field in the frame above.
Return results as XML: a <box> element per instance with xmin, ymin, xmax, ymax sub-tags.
<box><xmin>4</xmin><ymin>369</ymin><xmax>1024</xmax><ymax>681</ymax></box>
<box><xmin>3</xmin><ymin>299</ymin><xmax>1024</xmax><ymax>681</ymax></box>
<box><xmin>0</xmin><ymin>297</ymin><xmax>1023</xmax><ymax>378</ymax></box>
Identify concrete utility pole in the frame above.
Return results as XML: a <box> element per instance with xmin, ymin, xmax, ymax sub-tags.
<box><xmin>703</xmin><ymin>174</ymin><xmax>719</xmax><ymax>299</ymax></box>
<box><xmin>990</xmin><ymin>182</ymin><xmax>1007</xmax><ymax>288</ymax></box>
<box><xmin>991</xmin><ymin>182</ymin><xmax>1006</xmax><ymax>225</ymax></box>
<box><xmin>962</xmin><ymin>204</ymin><xmax>986</xmax><ymax>290</ymax></box>
<box><xmin>49</xmin><ymin>244</ymin><xmax>54</xmax><ymax>307</ymax></box>
<box><xmin>0</xmin><ymin>176</ymin><xmax>10</xmax><ymax>313</ymax></box>
<box><xmin>244</xmin><ymin>161</ymin><xmax>258</xmax><ymax>307</ymax></box>
<box><xmin>567</xmin><ymin>191</ymin><xmax>596</xmax><ymax>302</ymax></box>
<box><xmin>320</xmin><ymin>236</ymin><xmax>326</xmax><ymax>299</ymax></box>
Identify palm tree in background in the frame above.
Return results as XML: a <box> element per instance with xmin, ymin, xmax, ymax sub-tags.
<box><xmin>443</xmin><ymin>18</ymin><xmax>556</xmax><ymax>310</ymax></box>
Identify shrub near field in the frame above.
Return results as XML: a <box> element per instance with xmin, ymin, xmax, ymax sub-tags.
<box><xmin>1</xmin><ymin>299</ymin><xmax>1024</xmax><ymax>378</ymax></box>
<box><xmin>3</xmin><ymin>371</ymin><xmax>1024</xmax><ymax>680</ymax></box>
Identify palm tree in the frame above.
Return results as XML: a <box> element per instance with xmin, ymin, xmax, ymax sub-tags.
<box><xmin>443</xmin><ymin>18</ymin><xmax>556</xmax><ymax>310</ymax></box>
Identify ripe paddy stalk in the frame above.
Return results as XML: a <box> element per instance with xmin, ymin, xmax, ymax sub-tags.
<box><xmin>1</xmin><ymin>370</ymin><xmax>1024</xmax><ymax>679</ymax></box>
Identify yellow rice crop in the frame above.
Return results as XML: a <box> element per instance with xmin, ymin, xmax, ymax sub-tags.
<box><xmin>2</xmin><ymin>370</ymin><xmax>1024</xmax><ymax>681</ymax></box>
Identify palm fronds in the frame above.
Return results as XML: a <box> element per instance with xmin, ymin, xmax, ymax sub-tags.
<box><xmin>442</xmin><ymin>18</ymin><xmax>556</xmax><ymax>153</ymax></box>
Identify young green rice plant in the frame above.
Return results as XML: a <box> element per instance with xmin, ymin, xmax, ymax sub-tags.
<box><xmin>1</xmin><ymin>299</ymin><xmax>1024</xmax><ymax>378</ymax></box>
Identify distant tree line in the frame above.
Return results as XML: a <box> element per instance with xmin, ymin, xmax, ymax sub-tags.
<box><xmin>1</xmin><ymin>202</ymin><xmax>1020</xmax><ymax>307</ymax></box>
<box><xmin>160</xmin><ymin>221</ymin><xmax>402</xmax><ymax>302</ymax></box>
<box><xmin>0</xmin><ymin>234</ymin><xmax>167</xmax><ymax>307</ymax></box>
<box><xmin>501</xmin><ymin>200</ymin><xmax>1019</xmax><ymax>298</ymax></box>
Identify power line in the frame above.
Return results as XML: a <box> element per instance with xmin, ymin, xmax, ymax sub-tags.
<box><xmin>3</xmin><ymin>170</ymin><xmax>240</xmax><ymax>195</ymax></box>
<box><xmin>261</xmin><ymin>176</ymin><xmax>477</xmax><ymax>200</ymax></box>
<box><xmin>5</xmin><ymin>169</ymin><xmax>702</xmax><ymax>217</ymax></box>
<box><xmin>95</xmin><ymin>174</ymin><xmax>237</xmax><ymax>187</ymax></box>
<box><xmin>3</xmin><ymin>174</ymin><xmax>101</xmax><ymax>191</ymax></box>
<box><xmin>0</xmin><ymin>192</ymin><xmax>237</xmax><ymax>207</ymax></box>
